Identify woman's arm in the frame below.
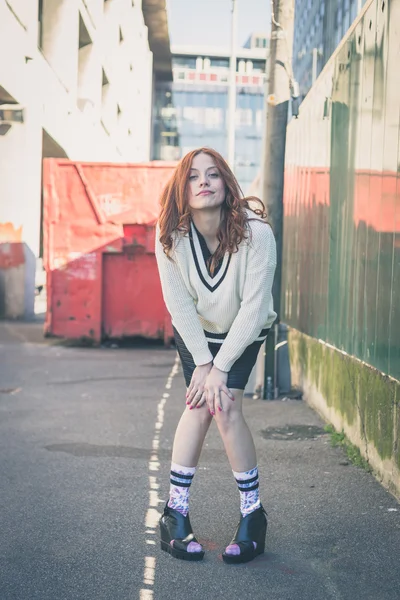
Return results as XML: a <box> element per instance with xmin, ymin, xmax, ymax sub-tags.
<box><xmin>212</xmin><ymin>221</ymin><xmax>277</xmax><ymax>373</ymax></box>
<box><xmin>155</xmin><ymin>226</ymin><xmax>213</xmax><ymax>367</ymax></box>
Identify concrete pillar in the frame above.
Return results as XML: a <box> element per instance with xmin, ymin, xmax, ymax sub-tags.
<box><xmin>41</xmin><ymin>0</ymin><xmax>79</xmax><ymax>98</ymax></box>
<box><xmin>77</xmin><ymin>39</ymin><xmax>102</xmax><ymax>121</ymax></box>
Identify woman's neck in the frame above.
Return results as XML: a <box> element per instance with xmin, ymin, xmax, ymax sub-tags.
<box><xmin>190</xmin><ymin>207</ymin><xmax>223</xmax><ymax>239</ymax></box>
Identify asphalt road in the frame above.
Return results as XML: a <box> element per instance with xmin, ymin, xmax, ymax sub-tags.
<box><xmin>0</xmin><ymin>322</ymin><xmax>399</xmax><ymax>600</ymax></box>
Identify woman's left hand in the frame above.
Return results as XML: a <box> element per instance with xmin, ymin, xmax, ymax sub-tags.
<box><xmin>204</xmin><ymin>367</ymin><xmax>234</xmax><ymax>415</ymax></box>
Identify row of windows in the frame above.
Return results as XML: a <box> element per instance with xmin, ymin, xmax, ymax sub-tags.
<box><xmin>158</xmin><ymin>106</ymin><xmax>264</xmax><ymax>129</ymax></box>
<box><xmin>254</xmin><ymin>37</ymin><xmax>267</xmax><ymax>48</ymax></box>
<box><xmin>172</xmin><ymin>57</ymin><xmax>265</xmax><ymax>73</ymax></box>
<box><xmin>157</xmin><ymin>88</ymin><xmax>264</xmax><ymax>110</ymax></box>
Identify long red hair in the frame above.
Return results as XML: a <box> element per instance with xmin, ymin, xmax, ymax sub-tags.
<box><xmin>158</xmin><ymin>147</ymin><xmax>267</xmax><ymax>274</ymax></box>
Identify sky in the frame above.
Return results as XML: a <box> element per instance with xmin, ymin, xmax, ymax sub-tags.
<box><xmin>166</xmin><ymin>0</ymin><xmax>271</xmax><ymax>49</ymax></box>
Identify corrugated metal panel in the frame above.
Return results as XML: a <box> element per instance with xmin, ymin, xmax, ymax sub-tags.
<box><xmin>283</xmin><ymin>0</ymin><xmax>400</xmax><ymax>379</ymax></box>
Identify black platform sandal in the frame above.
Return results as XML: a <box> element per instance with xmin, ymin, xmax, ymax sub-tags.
<box><xmin>222</xmin><ymin>505</ymin><xmax>267</xmax><ymax>565</ymax></box>
<box><xmin>159</xmin><ymin>503</ymin><xmax>205</xmax><ymax>561</ymax></box>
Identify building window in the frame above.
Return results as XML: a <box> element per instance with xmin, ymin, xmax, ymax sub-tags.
<box><xmin>172</xmin><ymin>57</ymin><xmax>197</xmax><ymax>69</ymax></box>
<box><xmin>252</xmin><ymin>60</ymin><xmax>265</xmax><ymax>73</ymax></box>
<box><xmin>236</xmin><ymin>109</ymin><xmax>252</xmax><ymax>127</ymax></box>
<box><xmin>210</xmin><ymin>58</ymin><xmax>229</xmax><ymax>68</ymax></box>
<box><xmin>204</xmin><ymin>108</ymin><xmax>222</xmax><ymax>129</ymax></box>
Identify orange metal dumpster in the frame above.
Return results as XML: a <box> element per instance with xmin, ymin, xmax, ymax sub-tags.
<box><xmin>43</xmin><ymin>159</ymin><xmax>176</xmax><ymax>344</ymax></box>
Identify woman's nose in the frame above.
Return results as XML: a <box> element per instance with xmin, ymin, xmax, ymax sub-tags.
<box><xmin>199</xmin><ymin>174</ymin><xmax>209</xmax><ymax>186</ymax></box>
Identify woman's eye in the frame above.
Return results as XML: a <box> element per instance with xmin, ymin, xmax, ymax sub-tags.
<box><xmin>189</xmin><ymin>175</ymin><xmax>197</xmax><ymax>180</ymax></box>
<box><xmin>209</xmin><ymin>173</ymin><xmax>219</xmax><ymax>178</ymax></box>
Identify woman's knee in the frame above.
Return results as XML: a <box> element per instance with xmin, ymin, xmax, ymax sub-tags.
<box><xmin>213</xmin><ymin>401</ymin><xmax>243</xmax><ymax>431</ymax></box>
<box><xmin>185</xmin><ymin>403</ymin><xmax>213</xmax><ymax>427</ymax></box>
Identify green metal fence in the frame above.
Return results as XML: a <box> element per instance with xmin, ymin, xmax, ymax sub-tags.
<box><xmin>283</xmin><ymin>0</ymin><xmax>400</xmax><ymax>380</ymax></box>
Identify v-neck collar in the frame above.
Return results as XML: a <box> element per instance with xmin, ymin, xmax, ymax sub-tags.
<box><xmin>189</xmin><ymin>221</ymin><xmax>231</xmax><ymax>292</ymax></box>
<box><xmin>191</xmin><ymin>221</ymin><xmax>223</xmax><ymax>278</ymax></box>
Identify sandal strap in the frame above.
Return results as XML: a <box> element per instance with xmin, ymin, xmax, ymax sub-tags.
<box><xmin>161</xmin><ymin>504</ymin><xmax>201</xmax><ymax>547</ymax></box>
<box><xmin>172</xmin><ymin>533</ymin><xmax>201</xmax><ymax>552</ymax></box>
<box><xmin>227</xmin><ymin>540</ymin><xmax>254</xmax><ymax>553</ymax></box>
<box><xmin>229</xmin><ymin>506</ymin><xmax>267</xmax><ymax>545</ymax></box>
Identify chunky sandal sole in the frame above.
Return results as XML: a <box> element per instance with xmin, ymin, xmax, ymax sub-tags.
<box><xmin>222</xmin><ymin>542</ymin><xmax>265</xmax><ymax>565</ymax></box>
<box><xmin>160</xmin><ymin>540</ymin><xmax>205</xmax><ymax>561</ymax></box>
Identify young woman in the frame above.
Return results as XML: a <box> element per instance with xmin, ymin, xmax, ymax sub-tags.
<box><xmin>155</xmin><ymin>148</ymin><xmax>277</xmax><ymax>565</ymax></box>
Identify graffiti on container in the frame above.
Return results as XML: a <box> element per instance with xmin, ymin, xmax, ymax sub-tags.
<box><xmin>53</xmin><ymin>252</ymin><xmax>97</xmax><ymax>280</ymax></box>
<box><xmin>97</xmin><ymin>193</ymin><xmax>131</xmax><ymax>217</ymax></box>
<box><xmin>67</xmin><ymin>252</ymin><xmax>97</xmax><ymax>280</ymax></box>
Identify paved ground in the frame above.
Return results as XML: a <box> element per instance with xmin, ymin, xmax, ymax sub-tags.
<box><xmin>0</xmin><ymin>321</ymin><xmax>399</xmax><ymax>600</ymax></box>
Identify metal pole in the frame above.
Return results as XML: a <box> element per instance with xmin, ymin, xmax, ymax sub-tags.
<box><xmin>227</xmin><ymin>0</ymin><xmax>238</xmax><ymax>169</ymax></box>
<box><xmin>312</xmin><ymin>47</ymin><xmax>318</xmax><ymax>85</ymax></box>
<box><xmin>262</xmin><ymin>0</ymin><xmax>295</xmax><ymax>397</ymax></box>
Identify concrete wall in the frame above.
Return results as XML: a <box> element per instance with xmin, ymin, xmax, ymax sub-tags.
<box><xmin>289</xmin><ymin>329</ymin><xmax>400</xmax><ymax>500</ymax></box>
<box><xmin>0</xmin><ymin>0</ymin><xmax>154</xmax><ymax>318</ymax></box>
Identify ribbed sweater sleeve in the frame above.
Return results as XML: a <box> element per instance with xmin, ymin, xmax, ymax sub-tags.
<box><xmin>155</xmin><ymin>226</ymin><xmax>214</xmax><ymax>367</ymax></box>
<box><xmin>213</xmin><ymin>221</ymin><xmax>277</xmax><ymax>372</ymax></box>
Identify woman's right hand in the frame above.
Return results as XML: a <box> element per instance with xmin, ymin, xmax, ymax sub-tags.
<box><xmin>186</xmin><ymin>362</ymin><xmax>213</xmax><ymax>409</ymax></box>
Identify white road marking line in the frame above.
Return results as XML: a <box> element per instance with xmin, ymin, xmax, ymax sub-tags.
<box><xmin>139</xmin><ymin>355</ymin><xmax>179</xmax><ymax>600</ymax></box>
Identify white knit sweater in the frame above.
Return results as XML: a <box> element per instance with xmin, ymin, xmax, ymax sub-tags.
<box><xmin>155</xmin><ymin>210</ymin><xmax>277</xmax><ymax>372</ymax></box>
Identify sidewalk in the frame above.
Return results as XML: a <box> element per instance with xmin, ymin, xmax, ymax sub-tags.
<box><xmin>0</xmin><ymin>322</ymin><xmax>399</xmax><ymax>600</ymax></box>
<box><xmin>156</xmin><ymin>369</ymin><xmax>400</xmax><ymax>600</ymax></box>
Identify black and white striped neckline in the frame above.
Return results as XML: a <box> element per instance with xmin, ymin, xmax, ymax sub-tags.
<box><xmin>189</xmin><ymin>221</ymin><xmax>231</xmax><ymax>292</ymax></box>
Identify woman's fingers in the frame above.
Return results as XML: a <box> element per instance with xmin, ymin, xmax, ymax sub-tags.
<box><xmin>221</xmin><ymin>385</ymin><xmax>234</xmax><ymax>402</ymax></box>
<box><xmin>186</xmin><ymin>382</ymin><xmax>194</xmax><ymax>402</ymax></box>
<box><xmin>206</xmin><ymin>389</ymin><xmax>214</xmax><ymax>415</ymax></box>
<box><xmin>196</xmin><ymin>392</ymin><xmax>207</xmax><ymax>408</ymax></box>
<box><xmin>214</xmin><ymin>388</ymin><xmax>223</xmax><ymax>413</ymax></box>
<box><xmin>189</xmin><ymin>388</ymin><xmax>204</xmax><ymax>409</ymax></box>
<box><xmin>186</xmin><ymin>380</ymin><xmax>200</xmax><ymax>403</ymax></box>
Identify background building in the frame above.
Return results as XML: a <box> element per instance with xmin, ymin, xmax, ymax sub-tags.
<box><xmin>152</xmin><ymin>34</ymin><xmax>269</xmax><ymax>193</ymax></box>
<box><xmin>0</xmin><ymin>0</ymin><xmax>171</xmax><ymax>319</ymax></box>
<box><xmin>293</xmin><ymin>0</ymin><xmax>368</xmax><ymax>97</ymax></box>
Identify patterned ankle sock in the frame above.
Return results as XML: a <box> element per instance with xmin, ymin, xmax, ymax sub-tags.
<box><xmin>167</xmin><ymin>462</ymin><xmax>196</xmax><ymax>517</ymax></box>
<box><xmin>167</xmin><ymin>463</ymin><xmax>202</xmax><ymax>553</ymax></box>
<box><xmin>233</xmin><ymin>466</ymin><xmax>260</xmax><ymax>517</ymax></box>
<box><xmin>225</xmin><ymin>466</ymin><xmax>260</xmax><ymax>556</ymax></box>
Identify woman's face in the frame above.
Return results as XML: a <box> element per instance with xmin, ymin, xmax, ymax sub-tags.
<box><xmin>187</xmin><ymin>153</ymin><xmax>226</xmax><ymax>211</ymax></box>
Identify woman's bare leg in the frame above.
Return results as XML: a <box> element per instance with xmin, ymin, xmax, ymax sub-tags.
<box><xmin>213</xmin><ymin>390</ymin><xmax>260</xmax><ymax>556</ymax></box>
<box><xmin>171</xmin><ymin>403</ymin><xmax>213</xmax><ymax>467</ymax></box>
<box><xmin>166</xmin><ymin>403</ymin><xmax>213</xmax><ymax>553</ymax></box>
<box><xmin>213</xmin><ymin>389</ymin><xmax>256</xmax><ymax>471</ymax></box>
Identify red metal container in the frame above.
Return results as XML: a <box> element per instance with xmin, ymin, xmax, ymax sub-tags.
<box><xmin>43</xmin><ymin>159</ymin><xmax>176</xmax><ymax>344</ymax></box>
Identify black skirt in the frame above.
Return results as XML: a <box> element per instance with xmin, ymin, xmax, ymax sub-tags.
<box><xmin>173</xmin><ymin>326</ymin><xmax>270</xmax><ymax>390</ymax></box>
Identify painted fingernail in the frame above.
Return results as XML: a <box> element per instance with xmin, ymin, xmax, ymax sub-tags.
<box><xmin>211</xmin><ymin>411</ymin><xmax>215</xmax><ymax>416</ymax></box>
<box><xmin>218</xmin><ymin>407</ymin><xmax>222</xmax><ymax>412</ymax></box>
<box><xmin>186</xmin><ymin>401</ymin><xmax>190</xmax><ymax>405</ymax></box>
<box><xmin>189</xmin><ymin>406</ymin><xmax>193</xmax><ymax>410</ymax></box>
